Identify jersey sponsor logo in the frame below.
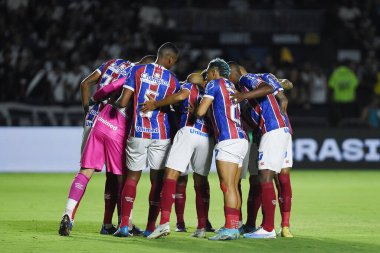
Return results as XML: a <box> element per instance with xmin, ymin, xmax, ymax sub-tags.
<box><xmin>258</xmin><ymin>151</ymin><xmax>263</xmax><ymax>161</ymax></box>
<box><xmin>140</xmin><ymin>73</ymin><xmax>169</xmax><ymax>87</ymax></box>
<box><xmin>135</xmin><ymin>126</ymin><xmax>159</xmax><ymax>133</ymax></box>
<box><xmin>97</xmin><ymin>116</ymin><xmax>118</xmax><ymax>131</ymax></box>
<box><xmin>190</xmin><ymin>128</ymin><xmax>209</xmax><ymax>137</ymax></box>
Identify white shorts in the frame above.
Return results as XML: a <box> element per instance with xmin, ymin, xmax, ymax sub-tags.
<box><xmin>126</xmin><ymin>137</ymin><xmax>171</xmax><ymax>171</ymax></box>
<box><xmin>215</xmin><ymin>139</ymin><xmax>248</xmax><ymax>167</ymax></box>
<box><xmin>258</xmin><ymin>127</ymin><xmax>291</xmax><ymax>173</ymax></box>
<box><xmin>241</xmin><ymin>141</ymin><xmax>259</xmax><ymax>179</ymax></box>
<box><xmin>166</xmin><ymin>127</ymin><xmax>214</xmax><ymax>176</ymax></box>
<box><xmin>282</xmin><ymin>135</ymin><xmax>293</xmax><ymax>168</ymax></box>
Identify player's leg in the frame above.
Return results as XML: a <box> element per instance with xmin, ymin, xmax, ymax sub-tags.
<box><xmin>191</xmin><ymin>134</ymin><xmax>215</xmax><ymax>236</ymax></box>
<box><xmin>192</xmin><ymin>172</ymin><xmax>208</xmax><ymax>237</ymax></box>
<box><xmin>175</xmin><ymin>174</ymin><xmax>188</xmax><ymax>232</ymax></box>
<box><xmin>145</xmin><ymin>168</ymin><xmax>165</xmax><ymax>234</ymax></box>
<box><xmin>244</xmin><ymin>128</ymin><xmax>290</xmax><ymax>239</ymax></box>
<box><xmin>114</xmin><ymin>170</ymin><xmax>142</xmax><ymax>237</ymax></box>
<box><xmin>278</xmin><ymin>167</ymin><xmax>293</xmax><ymax>237</ymax></box>
<box><xmin>114</xmin><ymin>137</ymin><xmax>148</xmax><ymax>237</ymax></box>
<box><xmin>208</xmin><ymin>160</ymin><xmax>241</xmax><ymax>240</ymax></box>
<box><xmin>100</xmin><ymin>172</ymin><xmax>118</xmax><ymax>234</ymax></box>
<box><xmin>147</xmin><ymin>129</ymin><xmax>193</xmax><ymax>239</ymax></box>
<box><xmin>59</xmin><ymin>129</ymin><xmax>105</xmax><ymax>236</ymax></box>
<box><xmin>245</xmin><ymin>141</ymin><xmax>261</xmax><ymax>232</ymax></box>
<box><xmin>245</xmin><ymin>175</ymin><xmax>261</xmax><ymax>231</ymax></box>
<box><xmin>278</xmin><ymin>134</ymin><xmax>294</xmax><ymax>237</ymax></box>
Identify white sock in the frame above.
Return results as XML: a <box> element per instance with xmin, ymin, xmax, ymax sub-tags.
<box><xmin>63</xmin><ymin>198</ymin><xmax>78</xmax><ymax>220</ymax></box>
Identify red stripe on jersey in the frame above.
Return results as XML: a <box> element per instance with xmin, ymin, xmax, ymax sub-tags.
<box><xmin>158</xmin><ymin>113</ymin><xmax>166</xmax><ymax>139</ymax></box>
<box><xmin>268</xmin><ymin>94</ymin><xmax>286</xmax><ymax>128</ymax></box>
<box><xmin>220</xmin><ymin>80</ymin><xmax>238</xmax><ymax>139</ymax></box>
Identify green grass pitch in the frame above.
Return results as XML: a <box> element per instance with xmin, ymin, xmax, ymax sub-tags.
<box><xmin>1</xmin><ymin>171</ymin><xmax>380</xmax><ymax>253</ymax></box>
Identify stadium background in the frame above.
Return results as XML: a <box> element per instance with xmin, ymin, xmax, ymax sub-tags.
<box><xmin>0</xmin><ymin>1</ymin><xmax>380</xmax><ymax>253</ymax></box>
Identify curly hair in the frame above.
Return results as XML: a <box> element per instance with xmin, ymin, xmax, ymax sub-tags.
<box><xmin>208</xmin><ymin>58</ymin><xmax>231</xmax><ymax>78</ymax></box>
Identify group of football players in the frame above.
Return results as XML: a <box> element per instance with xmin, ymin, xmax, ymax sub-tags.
<box><xmin>58</xmin><ymin>42</ymin><xmax>294</xmax><ymax>241</ymax></box>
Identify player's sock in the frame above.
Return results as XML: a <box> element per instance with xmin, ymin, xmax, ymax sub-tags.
<box><xmin>103</xmin><ymin>174</ymin><xmax>117</xmax><ymax>226</ymax></box>
<box><xmin>120</xmin><ymin>179</ymin><xmax>137</xmax><ymax>228</ymax></box>
<box><xmin>246</xmin><ymin>182</ymin><xmax>261</xmax><ymax>227</ymax></box>
<box><xmin>194</xmin><ymin>185</ymin><xmax>207</xmax><ymax>229</ymax></box>
<box><xmin>116</xmin><ymin>177</ymin><xmax>124</xmax><ymax>223</ymax></box>
<box><xmin>279</xmin><ymin>174</ymin><xmax>292</xmax><ymax>227</ymax></box>
<box><xmin>238</xmin><ymin>182</ymin><xmax>243</xmax><ymax>223</ymax></box>
<box><xmin>159</xmin><ymin>179</ymin><xmax>177</xmax><ymax>225</ymax></box>
<box><xmin>204</xmin><ymin>182</ymin><xmax>210</xmax><ymax>221</ymax></box>
<box><xmin>224</xmin><ymin>207</ymin><xmax>240</xmax><ymax>229</ymax></box>
<box><xmin>175</xmin><ymin>184</ymin><xmax>186</xmax><ymax>225</ymax></box>
<box><xmin>64</xmin><ymin>173</ymin><xmax>89</xmax><ymax>219</ymax></box>
<box><xmin>146</xmin><ymin>180</ymin><xmax>163</xmax><ymax>231</ymax></box>
<box><xmin>261</xmin><ymin>182</ymin><xmax>276</xmax><ymax>232</ymax></box>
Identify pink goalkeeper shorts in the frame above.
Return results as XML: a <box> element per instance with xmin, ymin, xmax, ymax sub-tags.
<box><xmin>81</xmin><ymin>128</ymin><xmax>126</xmax><ymax>175</ymax></box>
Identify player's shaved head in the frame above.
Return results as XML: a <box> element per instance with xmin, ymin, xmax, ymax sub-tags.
<box><xmin>138</xmin><ymin>55</ymin><xmax>155</xmax><ymax>65</ymax></box>
<box><xmin>186</xmin><ymin>73</ymin><xmax>204</xmax><ymax>86</ymax></box>
<box><xmin>227</xmin><ymin>61</ymin><xmax>243</xmax><ymax>85</ymax></box>
<box><xmin>228</xmin><ymin>61</ymin><xmax>240</xmax><ymax>73</ymax></box>
<box><xmin>207</xmin><ymin>58</ymin><xmax>230</xmax><ymax>79</ymax></box>
<box><xmin>157</xmin><ymin>42</ymin><xmax>179</xmax><ymax>59</ymax></box>
<box><xmin>156</xmin><ymin>42</ymin><xmax>179</xmax><ymax>69</ymax></box>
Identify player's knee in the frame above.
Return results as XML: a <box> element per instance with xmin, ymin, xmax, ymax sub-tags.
<box><xmin>220</xmin><ymin>182</ymin><xmax>228</xmax><ymax>193</ymax></box>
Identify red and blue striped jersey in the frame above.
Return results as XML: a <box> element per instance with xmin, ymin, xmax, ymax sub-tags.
<box><xmin>239</xmin><ymin>73</ymin><xmax>290</xmax><ymax>135</ymax></box>
<box><xmin>96</xmin><ymin>59</ymin><xmax>133</xmax><ymax>90</ymax></box>
<box><xmin>124</xmin><ymin>63</ymin><xmax>180</xmax><ymax>139</ymax></box>
<box><xmin>203</xmin><ymin>78</ymin><xmax>247</xmax><ymax>142</ymax></box>
<box><xmin>179</xmin><ymin>82</ymin><xmax>209</xmax><ymax>134</ymax></box>
<box><xmin>85</xmin><ymin>59</ymin><xmax>133</xmax><ymax>127</ymax></box>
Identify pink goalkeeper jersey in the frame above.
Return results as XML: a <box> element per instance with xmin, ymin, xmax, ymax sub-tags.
<box><xmin>92</xmin><ymin>76</ymin><xmax>132</xmax><ymax>142</ymax></box>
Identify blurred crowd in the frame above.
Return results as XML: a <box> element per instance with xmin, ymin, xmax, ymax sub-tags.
<box><xmin>1</xmin><ymin>0</ymin><xmax>380</xmax><ymax>127</ymax></box>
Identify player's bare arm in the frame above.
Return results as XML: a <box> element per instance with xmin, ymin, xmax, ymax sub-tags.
<box><xmin>230</xmin><ymin>83</ymin><xmax>274</xmax><ymax>103</ymax></box>
<box><xmin>81</xmin><ymin>70</ymin><xmax>101</xmax><ymax>114</ymax></box>
<box><xmin>195</xmin><ymin>97</ymin><xmax>213</xmax><ymax>118</ymax></box>
<box><xmin>140</xmin><ymin>89</ymin><xmax>190</xmax><ymax>113</ymax></box>
<box><xmin>115</xmin><ymin>87</ymin><xmax>133</xmax><ymax>108</ymax></box>
<box><xmin>275</xmin><ymin>90</ymin><xmax>289</xmax><ymax>114</ymax></box>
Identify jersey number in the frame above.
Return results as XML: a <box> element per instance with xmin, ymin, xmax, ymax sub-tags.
<box><xmin>140</xmin><ymin>88</ymin><xmax>158</xmax><ymax>118</ymax></box>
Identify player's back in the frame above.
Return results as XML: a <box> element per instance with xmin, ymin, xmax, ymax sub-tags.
<box><xmin>179</xmin><ymin>82</ymin><xmax>209</xmax><ymax>134</ymax></box>
<box><xmin>124</xmin><ymin>63</ymin><xmax>180</xmax><ymax>139</ymax></box>
<box><xmin>97</xmin><ymin>59</ymin><xmax>133</xmax><ymax>90</ymax></box>
<box><xmin>204</xmin><ymin>78</ymin><xmax>246</xmax><ymax>142</ymax></box>
<box><xmin>240</xmin><ymin>73</ymin><xmax>289</xmax><ymax>135</ymax></box>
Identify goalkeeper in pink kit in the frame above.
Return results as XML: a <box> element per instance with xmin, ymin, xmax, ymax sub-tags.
<box><xmin>58</xmin><ymin>56</ymin><xmax>154</xmax><ymax>236</ymax></box>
